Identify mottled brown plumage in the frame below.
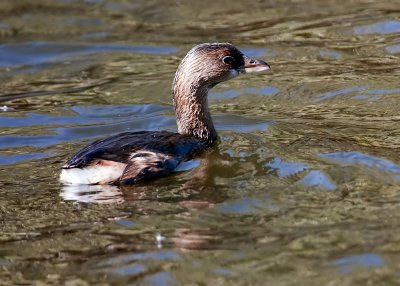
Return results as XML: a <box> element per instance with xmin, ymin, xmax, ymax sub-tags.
<box><xmin>60</xmin><ymin>43</ymin><xmax>270</xmax><ymax>185</ymax></box>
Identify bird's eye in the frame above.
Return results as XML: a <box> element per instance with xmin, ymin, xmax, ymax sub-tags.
<box><xmin>222</xmin><ymin>56</ymin><xmax>234</xmax><ymax>65</ymax></box>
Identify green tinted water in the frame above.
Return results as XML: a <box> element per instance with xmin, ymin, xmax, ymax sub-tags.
<box><xmin>1</xmin><ymin>0</ymin><xmax>400</xmax><ymax>285</ymax></box>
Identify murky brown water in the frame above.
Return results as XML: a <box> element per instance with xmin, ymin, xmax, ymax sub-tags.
<box><xmin>1</xmin><ymin>0</ymin><xmax>400</xmax><ymax>285</ymax></box>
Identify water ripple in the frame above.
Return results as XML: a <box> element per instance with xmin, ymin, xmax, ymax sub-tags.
<box><xmin>354</xmin><ymin>21</ymin><xmax>400</xmax><ymax>35</ymax></box>
<box><xmin>298</xmin><ymin>170</ymin><xmax>336</xmax><ymax>191</ymax></box>
<box><xmin>334</xmin><ymin>253</ymin><xmax>384</xmax><ymax>274</ymax></box>
<box><xmin>386</xmin><ymin>44</ymin><xmax>400</xmax><ymax>54</ymax></box>
<box><xmin>0</xmin><ymin>104</ymin><xmax>166</xmax><ymax>127</ymax></box>
<box><xmin>0</xmin><ymin>152</ymin><xmax>47</xmax><ymax>165</ymax></box>
<box><xmin>0</xmin><ymin>42</ymin><xmax>177</xmax><ymax>68</ymax></box>
<box><xmin>315</xmin><ymin>86</ymin><xmax>366</xmax><ymax>101</ymax></box>
<box><xmin>216</xmin><ymin>196</ymin><xmax>279</xmax><ymax>215</ymax></box>
<box><xmin>266</xmin><ymin>157</ymin><xmax>309</xmax><ymax>177</ymax></box>
<box><xmin>215</xmin><ymin>114</ymin><xmax>270</xmax><ymax>132</ymax></box>
<box><xmin>210</xmin><ymin>86</ymin><xmax>279</xmax><ymax>100</ymax></box>
<box><xmin>320</xmin><ymin>151</ymin><xmax>400</xmax><ymax>174</ymax></box>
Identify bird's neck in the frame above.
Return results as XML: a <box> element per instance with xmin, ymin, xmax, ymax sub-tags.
<box><xmin>173</xmin><ymin>77</ymin><xmax>217</xmax><ymax>145</ymax></box>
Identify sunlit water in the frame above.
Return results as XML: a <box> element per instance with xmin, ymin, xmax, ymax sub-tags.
<box><xmin>1</xmin><ymin>0</ymin><xmax>400</xmax><ymax>285</ymax></box>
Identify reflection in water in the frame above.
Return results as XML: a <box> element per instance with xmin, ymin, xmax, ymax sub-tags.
<box><xmin>217</xmin><ymin>196</ymin><xmax>279</xmax><ymax>215</ymax></box>
<box><xmin>321</xmin><ymin>151</ymin><xmax>400</xmax><ymax>175</ymax></box>
<box><xmin>266</xmin><ymin>157</ymin><xmax>336</xmax><ymax>190</ymax></box>
<box><xmin>174</xmin><ymin>159</ymin><xmax>201</xmax><ymax>172</ymax></box>
<box><xmin>366</xmin><ymin>88</ymin><xmax>400</xmax><ymax>95</ymax></box>
<box><xmin>315</xmin><ymin>86</ymin><xmax>366</xmax><ymax>101</ymax></box>
<box><xmin>61</xmin><ymin>184</ymin><xmax>124</xmax><ymax>204</ymax></box>
<box><xmin>97</xmin><ymin>251</ymin><xmax>182</xmax><ymax>267</ymax></box>
<box><xmin>298</xmin><ymin>170</ymin><xmax>336</xmax><ymax>191</ymax></box>
<box><xmin>0</xmin><ymin>152</ymin><xmax>47</xmax><ymax>165</ymax></box>
<box><xmin>142</xmin><ymin>271</ymin><xmax>177</xmax><ymax>286</ymax></box>
<box><xmin>171</xmin><ymin>228</ymin><xmax>222</xmax><ymax>250</ymax></box>
<box><xmin>354</xmin><ymin>21</ymin><xmax>400</xmax><ymax>35</ymax></box>
<box><xmin>93</xmin><ymin>251</ymin><xmax>180</xmax><ymax>283</ymax></box>
<box><xmin>0</xmin><ymin>42</ymin><xmax>177</xmax><ymax>68</ymax></box>
<box><xmin>319</xmin><ymin>50</ymin><xmax>342</xmax><ymax>59</ymax></box>
<box><xmin>214</xmin><ymin>114</ymin><xmax>270</xmax><ymax>132</ymax></box>
<box><xmin>386</xmin><ymin>44</ymin><xmax>400</xmax><ymax>54</ymax></box>
<box><xmin>334</xmin><ymin>253</ymin><xmax>384</xmax><ymax>274</ymax></box>
<box><xmin>351</xmin><ymin>95</ymin><xmax>380</xmax><ymax>101</ymax></box>
<box><xmin>0</xmin><ymin>104</ymin><xmax>167</xmax><ymax>127</ymax></box>
<box><xmin>266</xmin><ymin>157</ymin><xmax>309</xmax><ymax>177</ymax></box>
<box><xmin>210</xmin><ymin>86</ymin><xmax>279</xmax><ymax>100</ymax></box>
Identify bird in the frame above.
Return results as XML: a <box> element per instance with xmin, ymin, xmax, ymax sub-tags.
<box><xmin>60</xmin><ymin>43</ymin><xmax>270</xmax><ymax>185</ymax></box>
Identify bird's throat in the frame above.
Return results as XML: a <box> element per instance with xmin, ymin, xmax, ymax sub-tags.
<box><xmin>173</xmin><ymin>82</ymin><xmax>217</xmax><ymax>145</ymax></box>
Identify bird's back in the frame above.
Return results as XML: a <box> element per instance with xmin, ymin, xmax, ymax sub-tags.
<box><xmin>60</xmin><ymin>131</ymin><xmax>208</xmax><ymax>185</ymax></box>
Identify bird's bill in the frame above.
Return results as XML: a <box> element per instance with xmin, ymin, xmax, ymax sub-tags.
<box><xmin>243</xmin><ymin>56</ymin><xmax>270</xmax><ymax>73</ymax></box>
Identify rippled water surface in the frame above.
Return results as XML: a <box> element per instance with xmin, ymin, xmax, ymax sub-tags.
<box><xmin>1</xmin><ymin>0</ymin><xmax>400</xmax><ymax>285</ymax></box>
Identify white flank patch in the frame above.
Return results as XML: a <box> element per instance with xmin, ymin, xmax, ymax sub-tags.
<box><xmin>60</xmin><ymin>165</ymin><xmax>125</xmax><ymax>185</ymax></box>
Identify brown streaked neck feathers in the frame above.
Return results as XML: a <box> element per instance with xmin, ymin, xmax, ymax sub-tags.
<box><xmin>173</xmin><ymin>50</ymin><xmax>218</xmax><ymax>144</ymax></box>
<box><xmin>172</xmin><ymin>44</ymin><xmax>240</xmax><ymax>145</ymax></box>
<box><xmin>173</xmin><ymin>84</ymin><xmax>217</xmax><ymax>144</ymax></box>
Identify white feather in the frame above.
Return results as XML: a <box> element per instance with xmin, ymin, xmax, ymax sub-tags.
<box><xmin>60</xmin><ymin>165</ymin><xmax>125</xmax><ymax>185</ymax></box>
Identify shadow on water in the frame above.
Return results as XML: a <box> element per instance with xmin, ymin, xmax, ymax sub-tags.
<box><xmin>1</xmin><ymin>0</ymin><xmax>400</xmax><ymax>285</ymax></box>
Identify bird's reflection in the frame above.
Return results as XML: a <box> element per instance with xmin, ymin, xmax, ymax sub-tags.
<box><xmin>59</xmin><ymin>148</ymin><xmax>273</xmax><ymax>251</ymax></box>
<box><xmin>60</xmin><ymin>184</ymin><xmax>124</xmax><ymax>204</ymax></box>
<box><xmin>171</xmin><ymin>228</ymin><xmax>221</xmax><ymax>250</ymax></box>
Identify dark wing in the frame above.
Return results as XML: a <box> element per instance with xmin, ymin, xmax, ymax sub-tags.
<box><xmin>118</xmin><ymin>151</ymin><xmax>180</xmax><ymax>184</ymax></box>
<box><xmin>63</xmin><ymin>131</ymin><xmax>207</xmax><ymax>170</ymax></box>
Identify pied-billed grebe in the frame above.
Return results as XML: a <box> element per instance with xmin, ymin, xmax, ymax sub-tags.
<box><xmin>60</xmin><ymin>43</ymin><xmax>270</xmax><ymax>185</ymax></box>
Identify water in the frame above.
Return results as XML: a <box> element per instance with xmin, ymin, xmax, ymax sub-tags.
<box><xmin>1</xmin><ymin>0</ymin><xmax>400</xmax><ymax>285</ymax></box>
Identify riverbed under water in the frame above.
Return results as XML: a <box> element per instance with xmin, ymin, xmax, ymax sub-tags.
<box><xmin>1</xmin><ymin>0</ymin><xmax>400</xmax><ymax>285</ymax></box>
